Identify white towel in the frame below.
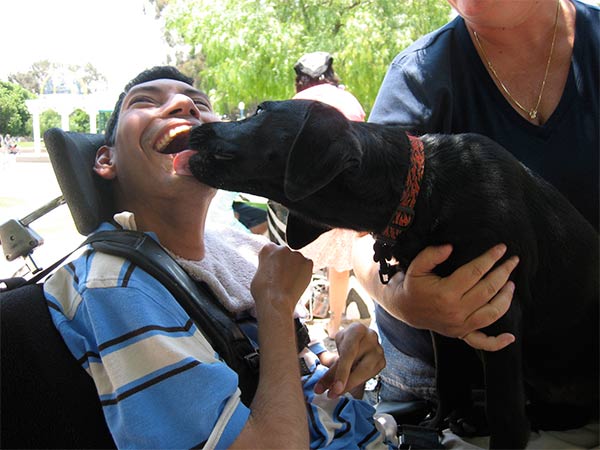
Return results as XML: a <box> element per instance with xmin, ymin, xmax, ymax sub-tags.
<box><xmin>113</xmin><ymin>212</ymin><xmax>267</xmax><ymax>314</ymax></box>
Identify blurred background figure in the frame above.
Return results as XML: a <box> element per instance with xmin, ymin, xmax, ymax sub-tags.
<box><xmin>207</xmin><ymin>190</ymin><xmax>268</xmax><ymax>235</ymax></box>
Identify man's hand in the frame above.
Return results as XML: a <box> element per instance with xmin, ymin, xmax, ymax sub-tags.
<box><xmin>352</xmin><ymin>236</ymin><xmax>519</xmax><ymax>352</ymax></box>
<box><xmin>251</xmin><ymin>243</ymin><xmax>313</xmax><ymax>317</ymax></box>
<box><xmin>314</xmin><ymin>322</ymin><xmax>385</xmax><ymax>399</ymax></box>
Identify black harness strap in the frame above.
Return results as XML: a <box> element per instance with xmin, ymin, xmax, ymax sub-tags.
<box><xmin>83</xmin><ymin>230</ymin><xmax>261</xmax><ymax>406</ymax></box>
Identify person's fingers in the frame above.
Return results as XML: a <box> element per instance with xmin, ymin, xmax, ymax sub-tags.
<box><xmin>462</xmin><ymin>330</ymin><xmax>515</xmax><ymax>351</ymax></box>
<box><xmin>464</xmin><ymin>280</ymin><xmax>516</xmax><ymax>333</ymax></box>
<box><xmin>314</xmin><ymin>324</ymin><xmax>384</xmax><ymax>398</ymax></box>
<box><xmin>405</xmin><ymin>244</ymin><xmax>453</xmax><ymax>278</ymax></box>
<box><xmin>323</xmin><ymin>342</ymin><xmax>359</xmax><ymax>398</ymax></box>
<box><xmin>461</xmin><ymin>256</ymin><xmax>519</xmax><ymax>313</ymax></box>
<box><xmin>313</xmin><ymin>366</ymin><xmax>338</xmax><ymax>395</ymax></box>
<box><xmin>342</xmin><ymin>351</ymin><xmax>386</xmax><ymax>395</ymax></box>
<box><xmin>445</xmin><ymin>244</ymin><xmax>508</xmax><ymax>296</ymax></box>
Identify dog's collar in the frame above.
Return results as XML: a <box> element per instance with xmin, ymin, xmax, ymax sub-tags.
<box><xmin>373</xmin><ymin>134</ymin><xmax>425</xmax><ymax>283</ymax></box>
<box><xmin>378</xmin><ymin>134</ymin><xmax>425</xmax><ymax>241</ymax></box>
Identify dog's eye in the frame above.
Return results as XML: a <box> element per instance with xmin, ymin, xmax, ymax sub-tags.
<box><xmin>255</xmin><ymin>105</ymin><xmax>265</xmax><ymax>115</ymax></box>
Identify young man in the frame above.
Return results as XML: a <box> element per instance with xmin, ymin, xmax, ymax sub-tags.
<box><xmin>44</xmin><ymin>66</ymin><xmax>388</xmax><ymax>449</ymax></box>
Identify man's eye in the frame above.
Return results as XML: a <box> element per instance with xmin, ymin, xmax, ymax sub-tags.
<box><xmin>129</xmin><ymin>96</ymin><xmax>155</xmax><ymax>106</ymax></box>
<box><xmin>194</xmin><ymin>100</ymin><xmax>211</xmax><ymax>111</ymax></box>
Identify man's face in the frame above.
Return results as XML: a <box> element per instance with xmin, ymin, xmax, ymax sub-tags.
<box><xmin>105</xmin><ymin>78</ymin><xmax>219</xmax><ymax>209</ymax></box>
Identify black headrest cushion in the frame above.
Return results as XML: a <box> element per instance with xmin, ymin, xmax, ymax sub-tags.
<box><xmin>44</xmin><ymin>128</ymin><xmax>113</xmax><ymax>235</ymax></box>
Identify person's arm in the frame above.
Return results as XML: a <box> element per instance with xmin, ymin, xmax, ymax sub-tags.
<box><xmin>230</xmin><ymin>243</ymin><xmax>313</xmax><ymax>449</ymax></box>
<box><xmin>352</xmin><ymin>234</ymin><xmax>518</xmax><ymax>351</ymax></box>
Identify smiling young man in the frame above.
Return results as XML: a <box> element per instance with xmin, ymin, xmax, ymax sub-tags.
<box><xmin>43</xmin><ymin>66</ymin><xmax>390</xmax><ymax>449</ymax></box>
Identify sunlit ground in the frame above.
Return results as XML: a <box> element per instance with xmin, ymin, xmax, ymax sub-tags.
<box><xmin>0</xmin><ymin>151</ymin><xmax>81</xmax><ymax>279</ymax></box>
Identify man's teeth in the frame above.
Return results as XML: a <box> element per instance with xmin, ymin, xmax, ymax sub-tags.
<box><xmin>157</xmin><ymin>125</ymin><xmax>192</xmax><ymax>151</ymax></box>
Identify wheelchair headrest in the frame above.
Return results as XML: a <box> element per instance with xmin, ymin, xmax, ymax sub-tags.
<box><xmin>44</xmin><ymin>128</ymin><xmax>113</xmax><ymax>236</ymax></box>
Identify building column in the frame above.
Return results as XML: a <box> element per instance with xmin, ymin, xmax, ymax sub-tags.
<box><xmin>32</xmin><ymin>111</ymin><xmax>41</xmax><ymax>153</ymax></box>
<box><xmin>60</xmin><ymin>110</ymin><xmax>70</xmax><ymax>131</ymax></box>
<box><xmin>88</xmin><ymin>110</ymin><xmax>97</xmax><ymax>133</ymax></box>
<box><xmin>25</xmin><ymin>99</ymin><xmax>42</xmax><ymax>153</ymax></box>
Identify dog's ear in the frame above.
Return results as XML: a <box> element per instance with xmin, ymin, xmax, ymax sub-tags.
<box><xmin>286</xmin><ymin>211</ymin><xmax>330</xmax><ymax>249</ymax></box>
<box><xmin>284</xmin><ymin>101</ymin><xmax>359</xmax><ymax>202</ymax></box>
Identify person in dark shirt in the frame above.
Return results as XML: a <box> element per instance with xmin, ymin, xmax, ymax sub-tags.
<box><xmin>354</xmin><ymin>0</ymin><xmax>599</xmax><ymax>426</ymax></box>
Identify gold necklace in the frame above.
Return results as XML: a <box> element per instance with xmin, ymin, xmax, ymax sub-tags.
<box><xmin>472</xmin><ymin>0</ymin><xmax>561</xmax><ymax>120</ymax></box>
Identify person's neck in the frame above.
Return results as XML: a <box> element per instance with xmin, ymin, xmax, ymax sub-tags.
<box><xmin>465</xmin><ymin>0</ymin><xmax>564</xmax><ymax>50</ymax></box>
<box><xmin>124</xmin><ymin>203</ymin><xmax>209</xmax><ymax>261</ymax></box>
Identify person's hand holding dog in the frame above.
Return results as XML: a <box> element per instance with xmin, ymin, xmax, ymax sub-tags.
<box><xmin>353</xmin><ymin>235</ymin><xmax>519</xmax><ymax>351</ymax></box>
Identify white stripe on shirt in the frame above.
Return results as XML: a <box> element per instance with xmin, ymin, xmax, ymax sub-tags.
<box><xmin>45</xmin><ymin>266</ymin><xmax>84</xmax><ymax>320</ymax></box>
<box><xmin>92</xmin><ymin>328</ymin><xmax>219</xmax><ymax>397</ymax></box>
<box><xmin>87</xmin><ymin>252</ymin><xmax>130</xmax><ymax>289</ymax></box>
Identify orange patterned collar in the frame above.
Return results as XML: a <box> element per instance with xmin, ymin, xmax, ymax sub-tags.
<box><xmin>373</xmin><ymin>134</ymin><xmax>425</xmax><ymax>283</ymax></box>
<box><xmin>378</xmin><ymin>134</ymin><xmax>425</xmax><ymax>241</ymax></box>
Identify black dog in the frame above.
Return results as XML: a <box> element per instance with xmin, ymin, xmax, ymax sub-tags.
<box><xmin>171</xmin><ymin>99</ymin><xmax>599</xmax><ymax>449</ymax></box>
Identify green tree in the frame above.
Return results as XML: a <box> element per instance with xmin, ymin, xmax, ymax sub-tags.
<box><xmin>157</xmin><ymin>0</ymin><xmax>451</xmax><ymax>116</ymax></box>
<box><xmin>0</xmin><ymin>81</ymin><xmax>35</xmax><ymax>136</ymax></box>
<box><xmin>69</xmin><ymin>109</ymin><xmax>90</xmax><ymax>133</ymax></box>
<box><xmin>40</xmin><ymin>110</ymin><xmax>61</xmax><ymax>137</ymax></box>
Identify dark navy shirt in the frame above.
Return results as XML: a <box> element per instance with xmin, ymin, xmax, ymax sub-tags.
<box><xmin>369</xmin><ymin>0</ymin><xmax>599</xmax><ymax>361</ymax></box>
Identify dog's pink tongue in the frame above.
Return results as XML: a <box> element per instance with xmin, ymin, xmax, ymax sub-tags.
<box><xmin>173</xmin><ymin>150</ymin><xmax>196</xmax><ymax>176</ymax></box>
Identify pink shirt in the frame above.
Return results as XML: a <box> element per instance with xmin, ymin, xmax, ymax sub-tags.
<box><xmin>293</xmin><ymin>84</ymin><xmax>366</xmax><ymax>122</ymax></box>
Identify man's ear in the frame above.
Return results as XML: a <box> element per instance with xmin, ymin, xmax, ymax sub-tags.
<box><xmin>284</xmin><ymin>102</ymin><xmax>360</xmax><ymax>202</ymax></box>
<box><xmin>93</xmin><ymin>145</ymin><xmax>117</xmax><ymax>180</ymax></box>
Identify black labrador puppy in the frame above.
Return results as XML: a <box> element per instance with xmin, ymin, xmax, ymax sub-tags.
<box><xmin>168</xmin><ymin>99</ymin><xmax>599</xmax><ymax>449</ymax></box>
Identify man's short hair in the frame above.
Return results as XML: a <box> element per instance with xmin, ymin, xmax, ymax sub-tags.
<box><xmin>104</xmin><ymin>66</ymin><xmax>194</xmax><ymax>145</ymax></box>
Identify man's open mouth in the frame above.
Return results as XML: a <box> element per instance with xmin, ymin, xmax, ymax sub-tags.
<box><xmin>155</xmin><ymin>124</ymin><xmax>192</xmax><ymax>154</ymax></box>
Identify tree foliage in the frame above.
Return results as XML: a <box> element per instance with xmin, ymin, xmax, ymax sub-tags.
<box><xmin>157</xmin><ymin>0</ymin><xmax>451</xmax><ymax>116</ymax></box>
<box><xmin>0</xmin><ymin>81</ymin><xmax>34</xmax><ymax>136</ymax></box>
<box><xmin>69</xmin><ymin>109</ymin><xmax>91</xmax><ymax>133</ymax></box>
<box><xmin>8</xmin><ymin>61</ymin><xmax>107</xmax><ymax>95</ymax></box>
<box><xmin>8</xmin><ymin>61</ymin><xmax>57</xmax><ymax>95</ymax></box>
<box><xmin>40</xmin><ymin>110</ymin><xmax>61</xmax><ymax>137</ymax></box>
